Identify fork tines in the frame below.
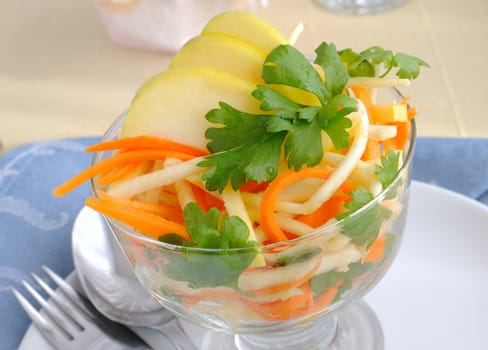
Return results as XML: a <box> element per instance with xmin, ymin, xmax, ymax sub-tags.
<box><xmin>13</xmin><ymin>266</ymin><xmax>150</xmax><ymax>349</ymax></box>
<box><xmin>12</xmin><ymin>266</ymin><xmax>96</xmax><ymax>348</ymax></box>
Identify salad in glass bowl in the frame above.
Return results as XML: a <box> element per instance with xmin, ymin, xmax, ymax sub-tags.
<box><xmin>54</xmin><ymin>11</ymin><xmax>428</xmax><ymax>350</ymax></box>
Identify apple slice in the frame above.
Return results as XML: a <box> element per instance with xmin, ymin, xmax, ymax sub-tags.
<box><xmin>201</xmin><ymin>11</ymin><xmax>288</xmax><ymax>55</ymax></box>
<box><xmin>121</xmin><ymin>67</ymin><xmax>261</xmax><ymax>149</ymax></box>
<box><xmin>169</xmin><ymin>34</ymin><xmax>266</xmax><ymax>85</ymax></box>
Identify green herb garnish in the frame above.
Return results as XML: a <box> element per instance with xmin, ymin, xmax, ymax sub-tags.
<box><xmin>200</xmin><ymin>43</ymin><xmax>357</xmax><ymax>192</ymax></box>
<box><xmin>375</xmin><ymin>149</ymin><xmax>400</xmax><ymax>189</ymax></box>
<box><xmin>309</xmin><ymin>262</ymin><xmax>373</xmax><ymax>301</ymax></box>
<box><xmin>336</xmin><ymin>187</ymin><xmax>392</xmax><ymax>249</ymax></box>
<box><xmin>338</xmin><ymin>46</ymin><xmax>430</xmax><ymax>79</ymax></box>
<box><xmin>161</xmin><ymin>203</ymin><xmax>258</xmax><ymax>288</ymax></box>
<box><xmin>199</xmin><ymin>42</ymin><xmax>427</xmax><ymax>193</ymax></box>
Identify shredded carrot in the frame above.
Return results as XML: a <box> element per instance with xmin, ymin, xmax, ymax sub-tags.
<box><xmin>190</xmin><ymin>184</ymin><xmax>225</xmax><ymax>212</ymax></box>
<box><xmin>296</xmin><ymin>195</ymin><xmax>345</xmax><ymax>228</ymax></box>
<box><xmin>96</xmin><ymin>161</ymin><xmax>141</xmax><ymax>185</ymax></box>
<box><xmin>85</xmin><ymin>196</ymin><xmax>190</xmax><ymax>241</ymax></box>
<box><xmin>260</xmin><ymin>168</ymin><xmax>335</xmax><ymax>243</ymax></box>
<box><xmin>361</xmin><ymin>138</ymin><xmax>382</xmax><ymax>161</ymax></box>
<box><xmin>85</xmin><ymin>135</ymin><xmax>209</xmax><ymax>157</ymax></box>
<box><xmin>190</xmin><ymin>183</ymin><xmax>210</xmax><ymax>211</ymax></box>
<box><xmin>239</xmin><ymin>180</ymin><xmax>269</xmax><ymax>193</ymax></box>
<box><xmin>245</xmin><ymin>284</ymin><xmax>313</xmax><ymax>321</ymax></box>
<box><xmin>370</xmin><ymin>104</ymin><xmax>408</xmax><ymax>123</ymax></box>
<box><xmin>96</xmin><ymin>191</ymin><xmax>184</xmax><ymax>224</ymax></box>
<box><xmin>390</xmin><ymin>121</ymin><xmax>409</xmax><ymax>150</ymax></box>
<box><xmin>401</xmin><ymin>96</ymin><xmax>417</xmax><ymax>120</ymax></box>
<box><xmin>53</xmin><ymin>149</ymin><xmax>195</xmax><ymax>197</ymax></box>
<box><xmin>364</xmin><ymin>235</ymin><xmax>386</xmax><ymax>263</ymax></box>
<box><xmin>351</xmin><ymin>86</ymin><xmax>373</xmax><ymax>122</ymax></box>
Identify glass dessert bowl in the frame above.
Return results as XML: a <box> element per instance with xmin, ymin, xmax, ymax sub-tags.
<box><xmin>90</xmin><ymin>109</ymin><xmax>416</xmax><ymax>350</ymax></box>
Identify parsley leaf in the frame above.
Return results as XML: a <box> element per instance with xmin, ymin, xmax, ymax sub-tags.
<box><xmin>336</xmin><ymin>187</ymin><xmax>392</xmax><ymax>248</ymax></box>
<box><xmin>199</xmin><ymin>102</ymin><xmax>286</xmax><ymax>192</ymax></box>
<box><xmin>314</xmin><ymin>42</ymin><xmax>349</xmax><ymax>97</ymax></box>
<box><xmin>262</xmin><ymin>45</ymin><xmax>327</xmax><ymax>104</ymax></box>
<box><xmin>200</xmin><ymin>132</ymin><xmax>285</xmax><ymax>192</ymax></box>
<box><xmin>309</xmin><ymin>262</ymin><xmax>373</xmax><ymax>301</ymax></box>
<box><xmin>393</xmin><ymin>52</ymin><xmax>430</xmax><ymax>79</ymax></box>
<box><xmin>317</xmin><ymin>94</ymin><xmax>356</xmax><ymax>149</ymax></box>
<box><xmin>161</xmin><ymin>203</ymin><xmax>258</xmax><ymax>288</ymax></box>
<box><xmin>338</xmin><ymin>46</ymin><xmax>428</xmax><ymax>79</ymax></box>
<box><xmin>284</xmin><ymin>118</ymin><xmax>323</xmax><ymax>170</ymax></box>
<box><xmin>199</xmin><ymin>42</ymin><xmax>365</xmax><ymax>192</ymax></box>
<box><xmin>375</xmin><ymin>149</ymin><xmax>400</xmax><ymax>189</ymax></box>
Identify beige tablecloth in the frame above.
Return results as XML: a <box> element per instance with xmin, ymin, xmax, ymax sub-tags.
<box><xmin>1</xmin><ymin>0</ymin><xmax>487</xmax><ymax>151</ymax></box>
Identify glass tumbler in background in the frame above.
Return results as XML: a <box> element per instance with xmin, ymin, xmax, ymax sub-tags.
<box><xmin>315</xmin><ymin>0</ymin><xmax>409</xmax><ymax>15</ymax></box>
<box><xmin>93</xmin><ymin>0</ymin><xmax>268</xmax><ymax>53</ymax></box>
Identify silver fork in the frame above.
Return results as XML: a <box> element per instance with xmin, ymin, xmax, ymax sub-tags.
<box><xmin>12</xmin><ymin>266</ymin><xmax>150</xmax><ymax>349</ymax></box>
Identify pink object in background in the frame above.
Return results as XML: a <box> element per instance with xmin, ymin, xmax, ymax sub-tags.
<box><xmin>93</xmin><ymin>0</ymin><xmax>268</xmax><ymax>53</ymax></box>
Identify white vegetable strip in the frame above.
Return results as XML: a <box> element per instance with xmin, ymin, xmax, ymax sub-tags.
<box><xmin>323</xmin><ymin>152</ymin><xmax>375</xmax><ymax>177</ymax></box>
<box><xmin>288</xmin><ymin>21</ymin><xmax>304</xmax><ymax>46</ymax></box>
<box><xmin>323</xmin><ymin>234</ymin><xmax>351</xmax><ymax>253</ymax></box>
<box><xmin>107</xmin><ymin>157</ymin><xmax>204</xmax><ymax>198</ymax></box>
<box><xmin>347</xmin><ymin>77</ymin><xmax>411</xmax><ymax>88</ymax></box>
<box><xmin>315</xmin><ymin>244</ymin><xmax>363</xmax><ymax>275</ymax></box>
<box><xmin>238</xmin><ymin>255</ymin><xmax>320</xmax><ymax>293</ymax></box>
<box><xmin>143</xmin><ymin>160</ymin><xmax>164</xmax><ymax>203</ymax></box>
<box><xmin>277</xmin><ymin>100</ymin><xmax>370</xmax><ymax>215</ymax></box>
<box><xmin>175</xmin><ymin>180</ymin><xmax>196</xmax><ymax>208</ymax></box>
<box><xmin>368</xmin><ymin>125</ymin><xmax>397</xmax><ymax>140</ymax></box>
<box><xmin>275</xmin><ymin>214</ymin><xmax>314</xmax><ymax>236</ymax></box>
<box><xmin>221</xmin><ymin>186</ymin><xmax>266</xmax><ymax>267</ymax></box>
<box><xmin>369</xmin><ymin>179</ymin><xmax>383</xmax><ymax>197</ymax></box>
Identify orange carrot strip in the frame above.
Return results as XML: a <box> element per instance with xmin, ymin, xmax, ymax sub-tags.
<box><xmin>245</xmin><ymin>284</ymin><xmax>313</xmax><ymax>321</ymax></box>
<box><xmin>364</xmin><ymin>236</ymin><xmax>386</xmax><ymax>263</ymax></box>
<box><xmin>260</xmin><ymin>168</ymin><xmax>333</xmax><ymax>243</ymax></box>
<box><xmin>361</xmin><ymin>138</ymin><xmax>382</xmax><ymax>161</ymax></box>
<box><xmin>96</xmin><ymin>161</ymin><xmax>141</xmax><ymax>186</ymax></box>
<box><xmin>351</xmin><ymin>87</ymin><xmax>373</xmax><ymax>122</ymax></box>
<box><xmin>53</xmin><ymin>149</ymin><xmax>194</xmax><ymax>197</ymax></box>
<box><xmin>85</xmin><ymin>135</ymin><xmax>209</xmax><ymax>157</ymax></box>
<box><xmin>85</xmin><ymin>196</ymin><xmax>190</xmax><ymax>241</ymax></box>
<box><xmin>190</xmin><ymin>184</ymin><xmax>225</xmax><ymax>212</ymax></box>
<box><xmin>97</xmin><ymin>191</ymin><xmax>184</xmax><ymax>224</ymax></box>
<box><xmin>190</xmin><ymin>183</ymin><xmax>210</xmax><ymax>212</ymax></box>
<box><xmin>391</xmin><ymin>121</ymin><xmax>409</xmax><ymax>150</ymax></box>
<box><xmin>401</xmin><ymin>96</ymin><xmax>417</xmax><ymax>120</ymax></box>
<box><xmin>239</xmin><ymin>180</ymin><xmax>269</xmax><ymax>193</ymax></box>
<box><xmin>296</xmin><ymin>196</ymin><xmax>345</xmax><ymax>228</ymax></box>
<box><xmin>370</xmin><ymin>104</ymin><xmax>408</xmax><ymax>124</ymax></box>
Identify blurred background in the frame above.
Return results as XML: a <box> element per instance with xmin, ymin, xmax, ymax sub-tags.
<box><xmin>0</xmin><ymin>0</ymin><xmax>486</xmax><ymax>152</ymax></box>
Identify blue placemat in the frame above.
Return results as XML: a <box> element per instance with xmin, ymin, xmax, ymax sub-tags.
<box><xmin>0</xmin><ymin>136</ymin><xmax>487</xmax><ymax>349</ymax></box>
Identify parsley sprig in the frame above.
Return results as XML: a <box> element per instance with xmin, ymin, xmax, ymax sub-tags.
<box><xmin>338</xmin><ymin>46</ymin><xmax>430</xmax><ymax>79</ymax></box>
<box><xmin>161</xmin><ymin>203</ymin><xmax>258</xmax><ymax>288</ymax></box>
<box><xmin>199</xmin><ymin>43</ymin><xmax>427</xmax><ymax>193</ymax></box>
<box><xmin>200</xmin><ymin>43</ymin><xmax>357</xmax><ymax>192</ymax></box>
<box><xmin>336</xmin><ymin>150</ymin><xmax>400</xmax><ymax>248</ymax></box>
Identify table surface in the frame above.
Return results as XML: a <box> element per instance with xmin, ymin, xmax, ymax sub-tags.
<box><xmin>1</xmin><ymin>0</ymin><xmax>487</xmax><ymax>153</ymax></box>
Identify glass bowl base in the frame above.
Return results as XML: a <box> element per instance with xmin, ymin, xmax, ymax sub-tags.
<box><xmin>197</xmin><ymin>300</ymin><xmax>384</xmax><ymax>350</ymax></box>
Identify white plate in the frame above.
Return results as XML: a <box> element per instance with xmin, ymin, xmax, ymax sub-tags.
<box><xmin>19</xmin><ymin>181</ymin><xmax>488</xmax><ymax>349</ymax></box>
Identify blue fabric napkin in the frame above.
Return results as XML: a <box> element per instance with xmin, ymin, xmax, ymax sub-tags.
<box><xmin>0</xmin><ymin>136</ymin><xmax>487</xmax><ymax>349</ymax></box>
